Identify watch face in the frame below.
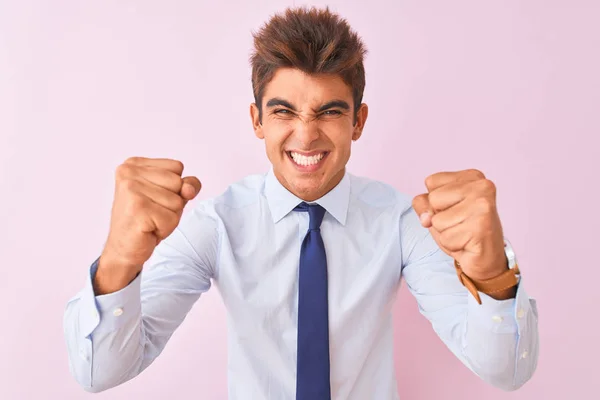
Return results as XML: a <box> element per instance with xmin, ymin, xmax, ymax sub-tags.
<box><xmin>504</xmin><ymin>238</ymin><xmax>517</xmax><ymax>269</ymax></box>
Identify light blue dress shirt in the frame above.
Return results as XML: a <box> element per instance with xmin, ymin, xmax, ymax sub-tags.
<box><xmin>63</xmin><ymin>168</ymin><xmax>539</xmax><ymax>399</ymax></box>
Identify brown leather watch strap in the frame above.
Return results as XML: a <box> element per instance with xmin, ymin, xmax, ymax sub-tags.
<box><xmin>454</xmin><ymin>260</ymin><xmax>521</xmax><ymax>305</ymax></box>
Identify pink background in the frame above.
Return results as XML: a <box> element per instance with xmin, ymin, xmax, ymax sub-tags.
<box><xmin>1</xmin><ymin>0</ymin><xmax>598</xmax><ymax>399</ymax></box>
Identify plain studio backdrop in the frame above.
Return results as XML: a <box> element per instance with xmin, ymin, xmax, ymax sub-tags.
<box><xmin>1</xmin><ymin>0</ymin><xmax>598</xmax><ymax>399</ymax></box>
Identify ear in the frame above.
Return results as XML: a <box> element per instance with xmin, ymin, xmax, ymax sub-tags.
<box><xmin>250</xmin><ymin>103</ymin><xmax>264</xmax><ymax>139</ymax></box>
<box><xmin>352</xmin><ymin>103</ymin><xmax>369</xmax><ymax>141</ymax></box>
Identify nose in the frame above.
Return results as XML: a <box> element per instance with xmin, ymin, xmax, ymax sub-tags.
<box><xmin>294</xmin><ymin>115</ymin><xmax>320</xmax><ymax>146</ymax></box>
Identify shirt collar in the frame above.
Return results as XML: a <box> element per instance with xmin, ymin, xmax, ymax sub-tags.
<box><xmin>264</xmin><ymin>167</ymin><xmax>350</xmax><ymax>226</ymax></box>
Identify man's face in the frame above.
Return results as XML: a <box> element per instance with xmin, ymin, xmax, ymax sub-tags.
<box><xmin>250</xmin><ymin>68</ymin><xmax>368</xmax><ymax>201</ymax></box>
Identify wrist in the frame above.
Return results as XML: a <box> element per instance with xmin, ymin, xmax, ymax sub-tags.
<box><xmin>93</xmin><ymin>251</ymin><xmax>141</xmax><ymax>295</ymax></box>
<box><xmin>455</xmin><ymin>254</ymin><xmax>519</xmax><ymax>303</ymax></box>
<box><xmin>462</xmin><ymin>254</ymin><xmax>509</xmax><ymax>281</ymax></box>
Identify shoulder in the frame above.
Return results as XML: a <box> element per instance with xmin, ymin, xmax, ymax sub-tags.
<box><xmin>189</xmin><ymin>172</ymin><xmax>266</xmax><ymax>217</ymax></box>
<box><xmin>348</xmin><ymin>172</ymin><xmax>413</xmax><ymax>213</ymax></box>
<box><xmin>212</xmin><ymin>172</ymin><xmax>266</xmax><ymax>209</ymax></box>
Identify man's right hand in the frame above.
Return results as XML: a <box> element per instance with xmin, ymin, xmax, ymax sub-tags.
<box><xmin>94</xmin><ymin>157</ymin><xmax>201</xmax><ymax>295</ymax></box>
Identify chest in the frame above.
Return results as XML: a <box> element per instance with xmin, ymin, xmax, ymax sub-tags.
<box><xmin>214</xmin><ymin>210</ymin><xmax>403</xmax><ymax>338</ymax></box>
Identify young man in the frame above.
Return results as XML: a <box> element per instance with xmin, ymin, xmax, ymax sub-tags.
<box><xmin>63</xmin><ymin>6</ymin><xmax>538</xmax><ymax>399</ymax></box>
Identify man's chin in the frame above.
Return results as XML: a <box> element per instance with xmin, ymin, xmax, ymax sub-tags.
<box><xmin>274</xmin><ymin>161</ymin><xmax>341</xmax><ymax>200</ymax></box>
<box><xmin>275</xmin><ymin>170</ymin><xmax>316</xmax><ymax>196</ymax></box>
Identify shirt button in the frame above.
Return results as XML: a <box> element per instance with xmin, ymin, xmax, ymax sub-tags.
<box><xmin>492</xmin><ymin>315</ymin><xmax>503</xmax><ymax>323</ymax></box>
<box><xmin>517</xmin><ymin>309</ymin><xmax>526</xmax><ymax>319</ymax></box>
<box><xmin>79</xmin><ymin>349</ymin><xmax>88</xmax><ymax>361</ymax></box>
<box><xmin>113</xmin><ymin>308</ymin><xmax>124</xmax><ymax>317</ymax></box>
<box><xmin>521</xmin><ymin>351</ymin><xmax>528</xmax><ymax>359</ymax></box>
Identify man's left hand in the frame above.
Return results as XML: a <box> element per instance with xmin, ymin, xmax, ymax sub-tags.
<box><xmin>412</xmin><ymin>169</ymin><xmax>508</xmax><ymax>281</ymax></box>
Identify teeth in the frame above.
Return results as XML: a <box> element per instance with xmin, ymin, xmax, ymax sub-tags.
<box><xmin>290</xmin><ymin>152</ymin><xmax>325</xmax><ymax>166</ymax></box>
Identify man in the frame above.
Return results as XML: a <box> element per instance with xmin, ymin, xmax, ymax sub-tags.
<box><xmin>63</xmin><ymin>6</ymin><xmax>539</xmax><ymax>399</ymax></box>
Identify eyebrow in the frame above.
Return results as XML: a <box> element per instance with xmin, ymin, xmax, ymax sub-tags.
<box><xmin>265</xmin><ymin>98</ymin><xmax>297</xmax><ymax>111</ymax></box>
<box><xmin>265</xmin><ymin>98</ymin><xmax>351</xmax><ymax>113</ymax></box>
<box><xmin>316</xmin><ymin>100</ymin><xmax>350</xmax><ymax>113</ymax></box>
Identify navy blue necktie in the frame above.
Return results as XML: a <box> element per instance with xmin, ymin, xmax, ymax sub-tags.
<box><xmin>294</xmin><ymin>202</ymin><xmax>331</xmax><ymax>400</ymax></box>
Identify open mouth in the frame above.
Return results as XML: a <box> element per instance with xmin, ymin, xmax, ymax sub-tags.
<box><xmin>286</xmin><ymin>151</ymin><xmax>329</xmax><ymax>169</ymax></box>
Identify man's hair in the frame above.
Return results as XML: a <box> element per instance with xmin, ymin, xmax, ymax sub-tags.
<box><xmin>250</xmin><ymin>6</ymin><xmax>367</xmax><ymax>121</ymax></box>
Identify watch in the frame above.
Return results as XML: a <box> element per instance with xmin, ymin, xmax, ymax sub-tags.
<box><xmin>454</xmin><ymin>238</ymin><xmax>521</xmax><ymax>305</ymax></box>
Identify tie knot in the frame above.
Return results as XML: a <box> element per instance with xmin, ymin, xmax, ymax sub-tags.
<box><xmin>294</xmin><ymin>202</ymin><xmax>326</xmax><ymax>230</ymax></box>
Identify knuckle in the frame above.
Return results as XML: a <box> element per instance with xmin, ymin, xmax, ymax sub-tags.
<box><xmin>171</xmin><ymin>194</ymin><xmax>185</xmax><ymax>211</ymax></box>
<box><xmin>475</xmin><ymin>196</ymin><xmax>494</xmax><ymax>213</ymax></box>
<box><xmin>428</xmin><ymin>191</ymin><xmax>440</xmax><ymax>208</ymax></box>
<box><xmin>424</xmin><ymin>175</ymin><xmax>435</xmax><ymax>188</ymax></box>
<box><xmin>467</xmin><ymin>169</ymin><xmax>485</xmax><ymax>180</ymax></box>
<box><xmin>412</xmin><ymin>193</ymin><xmax>425</xmax><ymax>208</ymax></box>
<box><xmin>172</xmin><ymin>175</ymin><xmax>185</xmax><ymax>191</ymax></box>
<box><xmin>481</xmin><ymin>178</ymin><xmax>496</xmax><ymax>194</ymax></box>
<box><xmin>124</xmin><ymin>156</ymin><xmax>142</xmax><ymax>165</ymax></box>
<box><xmin>115</xmin><ymin>163</ymin><xmax>134</xmax><ymax>180</ymax></box>
<box><xmin>171</xmin><ymin>160</ymin><xmax>184</xmax><ymax>174</ymax></box>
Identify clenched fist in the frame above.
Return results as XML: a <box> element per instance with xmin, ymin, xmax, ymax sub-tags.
<box><xmin>412</xmin><ymin>169</ymin><xmax>509</xmax><ymax>283</ymax></box>
<box><xmin>94</xmin><ymin>157</ymin><xmax>201</xmax><ymax>294</ymax></box>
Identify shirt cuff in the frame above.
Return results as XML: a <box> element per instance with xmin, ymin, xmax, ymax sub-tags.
<box><xmin>467</xmin><ymin>279</ymin><xmax>534</xmax><ymax>334</ymax></box>
<box><xmin>77</xmin><ymin>256</ymin><xmax>142</xmax><ymax>338</ymax></box>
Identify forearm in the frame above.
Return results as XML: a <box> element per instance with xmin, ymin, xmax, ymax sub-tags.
<box><xmin>401</xmin><ymin>209</ymin><xmax>539</xmax><ymax>391</ymax></box>
<box><xmin>464</xmin><ymin>253</ymin><xmax>517</xmax><ymax>301</ymax></box>
<box><xmin>64</xmin><ymin>237</ymin><xmax>214</xmax><ymax>392</ymax></box>
<box><xmin>64</xmin><ymin>210</ymin><xmax>218</xmax><ymax>392</ymax></box>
